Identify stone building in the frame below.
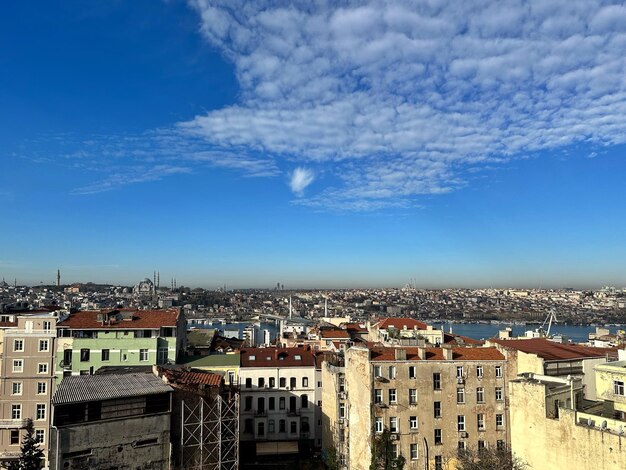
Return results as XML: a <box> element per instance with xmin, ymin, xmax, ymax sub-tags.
<box><xmin>238</xmin><ymin>346</ymin><xmax>317</xmax><ymax>461</ymax></box>
<box><xmin>325</xmin><ymin>344</ymin><xmax>507</xmax><ymax>470</ymax></box>
<box><xmin>0</xmin><ymin>311</ymin><xmax>57</xmax><ymax>469</ymax></box>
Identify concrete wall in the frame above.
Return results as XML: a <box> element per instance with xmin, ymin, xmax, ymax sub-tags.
<box><xmin>51</xmin><ymin>413</ymin><xmax>170</xmax><ymax>470</ymax></box>
<box><xmin>510</xmin><ymin>380</ymin><xmax>626</xmax><ymax>470</ymax></box>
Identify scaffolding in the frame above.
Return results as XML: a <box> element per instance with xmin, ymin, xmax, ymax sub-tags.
<box><xmin>181</xmin><ymin>394</ymin><xmax>239</xmax><ymax>470</ymax></box>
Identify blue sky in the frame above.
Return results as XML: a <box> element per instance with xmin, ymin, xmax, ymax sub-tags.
<box><xmin>2</xmin><ymin>0</ymin><xmax>626</xmax><ymax>289</ymax></box>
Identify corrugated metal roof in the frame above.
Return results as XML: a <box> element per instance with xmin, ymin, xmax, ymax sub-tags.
<box><xmin>52</xmin><ymin>373</ymin><xmax>172</xmax><ymax>405</ymax></box>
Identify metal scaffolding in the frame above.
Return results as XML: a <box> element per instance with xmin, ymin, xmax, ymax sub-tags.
<box><xmin>181</xmin><ymin>394</ymin><xmax>239</xmax><ymax>470</ymax></box>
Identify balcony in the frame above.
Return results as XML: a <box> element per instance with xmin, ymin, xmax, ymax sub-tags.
<box><xmin>0</xmin><ymin>451</ymin><xmax>21</xmax><ymax>459</ymax></box>
<box><xmin>0</xmin><ymin>419</ymin><xmax>28</xmax><ymax>429</ymax></box>
<box><xmin>59</xmin><ymin>360</ymin><xmax>72</xmax><ymax>369</ymax></box>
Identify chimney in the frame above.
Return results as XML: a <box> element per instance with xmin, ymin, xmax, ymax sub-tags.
<box><xmin>395</xmin><ymin>349</ymin><xmax>407</xmax><ymax>361</ymax></box>
<box><xmin>442</xmin><ymin>345</ymin><xmax>453</xmax><ymax>361</ymax></box>
<box><xmin>417</xmin><ymin>346</ymin><xmax>426</xmax><ymax>360</ymax></box>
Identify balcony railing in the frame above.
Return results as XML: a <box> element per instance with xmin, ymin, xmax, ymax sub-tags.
<box><xmin>0</xmin><ymin>419</ymin><xmax>28</xmax><ymax>429</ymax></box>
<box><xmin>5</xmin><ymin>329</ymin><xmax>55</xmax><ymax>336</ymax></box>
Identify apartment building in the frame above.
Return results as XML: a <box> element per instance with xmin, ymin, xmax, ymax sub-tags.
<box><xmin>55</xmin><ymin>309</ymin><xmax>185</xmax><ymax>380</ymax></box>
<box><xmin>326</xmin><ymin>345</ymin><xmax>507</xmax><ymax>470</ymax></box>
<box><xmin>238</xmin><ymin>346</ymin><xmax>317</xmax><ymax>461</ymax></box>
<box><xmin>370</xmin><ymin>318</ymin><xmax>444</xmax><ymax>346</ymax></box>
<box><xmin>0</xmin><ymin>311</ymin><xmax>57</xmax><ymax>469</ymax></box>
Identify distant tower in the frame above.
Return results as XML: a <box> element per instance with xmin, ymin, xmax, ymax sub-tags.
<box><xmin>57</xmin><ymin>269</ymin><xmax>61</xmax><ymax>287</ymax></box>
<box><xmin>289</xmin><ymin>296</ymin><xmax>292</xmax><ymax>319</ymax></box>
<box><xmin>157</xmin><ymin>272</ymin><xmax>160</xmax><ymax>289</ymax></box>
<box><xmin>324</xmin><ymin>297</ymin><xmax>328</xmax><ymax>316</ymax></box>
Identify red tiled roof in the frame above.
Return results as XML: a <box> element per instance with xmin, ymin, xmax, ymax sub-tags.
<box><xmin>58</xmin><ymin>309</ymin><xmax>179</xmax><ymax>329</ymax></box>
<box><xmin>491</xmin><ymin>338</ymin><xmax>615</xmax><ymax>361</ymax></box>
<box><xmin>241</xmin><ymin>347</ymin><xmax>316</xmax><ymax>368</ymax></box>
<box><xmin>443</xmin><ymin>333</ymin><xmax>484</xmax><ymax>345</ymax></box>
<box><xmin>320</xmin><ymin>329</ymin><xmax>351</xmax><ymax>339</ymax></box>
<box><xmin>374</xmin><ymin>318</ymin><xmax>428</xmax><ymax>330</ymax></box>
<box><xmin>369</xmin><ymin>346</ymin><xmax>505</xmax><ymax>362</ymax></box>
<box><xmin>342</xmin><ymin>322</ymin><xmax>368</xmax><ymax>333</ymax></box>
<box><xmin>173</xmin><ymin>371</ymin><xmax>222</xmax><ymax>386</ymax></box>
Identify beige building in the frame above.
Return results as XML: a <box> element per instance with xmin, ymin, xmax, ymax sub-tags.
<box><xmin>510</xmin><ymin>371</ymin><xmax>626</xmax><ymax>470</ymax></box>
<box><xmin>370</xmin><ymin>318</ymin><xmax>444</xmax><ymax>346</ymax></box>
<box><xmin>325</xmin><ymin>344</ymin><xmax>507</xmax><ymax>470</ymax></box>
<box><xmin>0</xmin><ymin>311</ymin><xmax>57</xmax><ymax>469</ymax></box>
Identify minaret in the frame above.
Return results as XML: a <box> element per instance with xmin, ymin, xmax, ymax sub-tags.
<box><xmin>324</xmin><ymin>297</ymin><xmax>328</xmax><ymax>317</ymax></box>
<box><xmin>157</xmin><ymin>272</ymin><xmax>160</xmax><ymax>289</ymax></box>
<box><xmin>57</xmin><ymin>269</ymin><xmax>61</xmax><ymax>287</ymax></box>
<box><xmin>289</xmin><ymin>296</ymin><xmax>292</xmax><ymax>319</ymax></box>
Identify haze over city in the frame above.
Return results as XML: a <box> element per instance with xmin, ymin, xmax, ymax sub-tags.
<box><xmin>2</xmin><ymin>1</ymin><xmax>626</xmax><ymax>289</ymax></box>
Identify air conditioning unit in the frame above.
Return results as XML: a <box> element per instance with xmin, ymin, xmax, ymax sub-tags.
<box><xmin>457</xmin><ymin>377</ymin><xmax>465</xmax><ymax>384</ymax></box>
<box><xmin>339</xmin><ymin>392</ymin><xmax>346</xmax><ymax>400</ymax></box>
<box><xmin>390</xmin><ymin>433</ymin><xmax>399</xmax><ymax>441</ymax></box>
<box><xmin>459</xmin><ymin>431</ymin><xmax>468</xmax><ymax>438</ymax></box>
<box><xmin>338</xmin><ymin>418</ymin><xmax>345</xmax><ymax>425</ymax></box>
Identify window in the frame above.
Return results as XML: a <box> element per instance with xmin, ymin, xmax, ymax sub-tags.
<box><xmin>390</xmin><ymin>417</ymin><xmax>398</xmax><ymax>433</ymax></box>
<box><xmin>374</xmin><ymin>389</ymin><xmax>383</xmax><ymax>404</ymax></box>
<box><xmin>289</xmin><ymin>396</ymin><xmax>297</xmax><ymax>412</ymax></box>
<box><xmin>269</xmin><ymin>397</ymin><xmax>275</xmax><ymax>410</ymax></box>
<box><xmin>614</xmin><ymin>380</ymin><xmax>625</xmax><ymax>396</ymax></box>
<box><xmin>434</xmin><ymin>429</ymin><xmax>442</xmax><ymax>445</ymax></box>
<box><xmin>269</xmin><ymin>377</ymin><xmax>275</xmax><ymax>388</ymax></box>
<box><xmin>476</xmin><ymin>365</ymin><xmax>483</xmax><ymax>378</ymax></box>
<box><xmin>495</xmin><ymin>365</ymin><xmax>503</xmax><ymax>378</ymax></box>
<box><xmin>36</xmin><ymin>404</ymin><xmax>46</xmax><ymax>420</ymax></box>
<box><xmin>302</xmin><ymin>377</ymin><xmax>309</xmax><ymax>387</ymax></box>
<box><xmin>157</xmin><ymin>347</ymin><xmax>168</xmax><ymax>364</ymax></box>
<box><xmin>13</xmin><ymin>359</ymin><xmax>23</xmax><ymax>373</ymax></box>
<box><xmin>434</xmin><ymin>455</ymin><xmax>442</xmax><ymax>470</ymax></box>
<box><xmin>245</xmin><ymin>378</ymin><xmax>252</xmax><ymax>388</ymax></box>
<box><xmin>43</xmin><ymin>321</ymin><xmax>51</xmax><ymax>332</ymax></box>
<box><xmin>375</xmin><ymin>417</ymin><xmax>383</xmax><ymax>433</ymax></box>
<box><xmin>456</xmin><ymin>366</ymin><xmax>464</xmax><ymax>378</ymax></box>
<box><xmin>457</xmin><ymin>415</ymin><xmax>466</xmax><ymax>432</ymax></box>
<box><xmin>290</xmin><ymin>377</ymin><xmax>296</xmax><ymax>389</ymax></box>
<box><xmin>268</xmin><ymin>420</ymin><xmax>275</xmax><ymax>433</ymax></box>
<box><xmin>244</xmin><ymin>419</ymin><xmax>253</xmax><ymax>434</ymax></box>
<box><xmin>12</xmin><ymin>404</ymin><xmax>22</xmax><ymax>420</ymax></box>
<box><xmin>258</xmin><ymin>377</ymin><xmax>265</xmax><ymax>387</ymax></box>
<box><xmin>302</xmin><ymin>394</ymin><xmax>309</xmax><ymax>409</ymax></box>
<box><xmin>457</xmin><ymin>388</ymin><xmax>465</xmax><ymax>404</ymax></box>
<box><xmin>478</xmin><ymin>440</ymin><xmax>486</xmax><ymax>451</ymax></box>
<box><xmin>101</xmin><ymin>349</ymin><xmax>110</xmax><ymax>361</ymax></box>
<box><xmin>257</xmin><ymin>422</ymin><xmax>265</xmax><ymax>437</ymax></box>
<box><xmin>38</xmin><ymin>363</ymin><xmax>48</xmax><ymax>374</ymax></box>
<box><xmin>477</xmin><ymin>413</ymin><xmax>485</xmax><ymax>431</ymax></box>
<box><xmin>290</xmin><ymin>421</ymin><xmax>297</xmax><ymax>434</ymax></box>
<box><xmin>279</xmin><ymin>397</ymin><xmax>286</xmax><ymax>410</ymax></box>
<box><xmin>409</xmin><ymin>389</ymin><xmax>417</xmax><ymax>405</ymax></box>
<box><xmin>458</xmin><ymin>441</ymin><xmax>466</xmax><ymax>454</ymax></box>
<box><xmin>37</xmin><ymin>382</ymin><xmax>47</xmax><ymax>395</ymax></box>
<box><xmin>139</xmin><ymin>349</ymin><xmax>148</xmax><ymax>361</ymax></box>
<box><xmin>433</xmin><ymin>372</ymin><xmax>441</xmax><ymax>390</ymax></box>
<box><xmin>279</xmin><ymin>377</ymin><xmax>286</xmax><ymax>388</ymax></box>
<box><xmin>496</xmin><ymin>414</ymin><xmax>504</xmax><ymax>428</ymax></box>
<box><xmin>38</xmin><ymin>339</ymin><xmax>49</xmax><ymax>352</ymax></box>
<box><xmin>389</xmin><ymin>389</ymin><xmax>397</xmax><ymax>404</ymax></box>
<box><xmin>374</xmin><ymin>365</ymin><xmax>382</xmax><ymax>377</ymax></box>
<box><xmin>409</xmin><ymin>366</ymin><xmax>416</xmax><ymax>378</ymax></box>
<box><xmin>410</xmin><ymin>416</ymin><xmax>418</xmax><ymax>430</ymax></box>
<box><xmin>12</xmin><ymin>382</ymin><xmax>22</xmax><ymax>395</ymax></box>
<box><xmin>279</xmin><ymin>419</ymin><xmax>286</xmax><ymax>433</ymax></box>
<box><xmin>391</xmin><ymin>444</ymin><xmax>398</xmax><ymax>459</ymax></box>
<box><xmin>318</xmin><ymin>381</ymin><xmax>322</xmax><ymax>388</ymax></box>
<box><xmin>497</xmin><ymin>440</ymin><xmax>506</xmax><ymax>450</ymax></box>
<box><xmin>339</xmin><ymin>403</ymin><xmax>346</xmax><ymax>418</ymax></box>
<box><xmin>80</xmin><ymin>349</ymin><xmax>90</xmax><ymax>362</ymax></box>
<box><xmin>476</xmin><ymin>387</ymin><xmax>485</xmax><ymax>403</ymax></box>
<box><xmin>244</xmin><ymin>396</ymin><xmax>252</xmax><ymax>411</ymax></box>
<box><xmin>496</xmin><ymin>387</ymin><xmax>503</xmax><ymax>401</ymax></box>
<box><xmin>410</xmin><ymin>443</ymin><xmax>418</xmax><ymax>460</ymax></box>
<box><xmin>257</xmin><ymin>397</ymin><xmax>265</xmax><ymax>413</ymax></box>
<box><xmin>13</xmin><ymin>339</ymin><xmax>24</xmax><ymax>352</ymax></box>
<box><xmin>389</xmin><ymin>366</ymin><xmax>396</xmax><ymax>379</ymax></box>
<box><xmin>339</xmin><ymin>377</ymin><xmax>345</xmax><ymax>392</ymax></box>
<box><xmin>434</xmin><ymin>401</ymin><xmax>442</xmax><ymax>418</ymax></box>
<box><xmin>10</xmin><ymin>430</ymin><xmax>20</xmax><ymax>445</ymax></box>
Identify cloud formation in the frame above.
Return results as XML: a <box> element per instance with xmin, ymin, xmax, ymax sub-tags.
<box><xmin>289</xmin><ymin>167</ymin><xmax>315</xmax><ymax>195</ymax></box>
<box><xmin>182</xmin><ymin>0</ymin><xmax>626</xmax><ymax>209</ymax></box>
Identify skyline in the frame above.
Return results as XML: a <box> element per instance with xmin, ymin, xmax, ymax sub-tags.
<box><xmin>2</xmin><ymin>1</ymin><xmax>626</xmax><ymax>289</ymax></box>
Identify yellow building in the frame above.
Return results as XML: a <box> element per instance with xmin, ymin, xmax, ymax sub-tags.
<box><xmin>595</xmin><ymin>360</ymin><xmax>626</xmax><ymax>419</ymax></box>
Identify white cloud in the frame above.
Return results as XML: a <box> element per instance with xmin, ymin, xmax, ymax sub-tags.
<box><xmin>181</xmin><ymin>0</ymin><xmax>626</xmax><ymax>210</ymax></box>
<box><xmin>289</xmin><ymin>167</ymin><xmax>315</xmax><ymax>195</ymax></box>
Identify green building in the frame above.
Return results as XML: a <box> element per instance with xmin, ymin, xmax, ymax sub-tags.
<box><xmin>55</xmin><ymin>309</ymin><xmax>186</xmax><ymax>381</ymax></box>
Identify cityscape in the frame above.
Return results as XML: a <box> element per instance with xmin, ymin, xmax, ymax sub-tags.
<box><xmin>3</xmin><ymin>1</ymin><xmax>626</xmax><ymax>470</ymax></box>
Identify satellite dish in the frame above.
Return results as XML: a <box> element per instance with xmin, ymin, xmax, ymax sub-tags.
<box><xmin>601</xmin><ymin>420</ymin><xmax>608</xmax><ymax>430</ymax></box>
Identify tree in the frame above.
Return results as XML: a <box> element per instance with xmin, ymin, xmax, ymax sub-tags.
<box><xmin>323</xmin><ymin>444</ymin><xmax>340</xmax><ymax>470</ymax></box>
<box><xmin>370</xmin><ymin>429</ymin><xmax>405</xmax><ymax>470</ymax></box>
<box><xmin>455</xmin><ymin>446</ymin><xmax>527</xmax><ymax>470</ymax></box>
<box><xmin>17</xmin><ymin>419</ymin><xmax>44</xmax><ymax>470</ymax></box>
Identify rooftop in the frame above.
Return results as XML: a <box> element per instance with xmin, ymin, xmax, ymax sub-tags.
<box><xmin>491</xmin><ymin>338</ymin><xmax>616</xmax><ymax>361</ymax></box>
<box><xmin>52</xmin><ymin>373</ymin><xmax>172</xmax><ymax>405</ymax></box>
<box><xmin>57</xmin><ymin>308</ymin><xmax>179</xmax><ymax>330</ymax></box>
<box><xmin>241</xmin><ymin>347</ymin><xmax>316</xmax><ymax>368</ymax></box>
<box><xmin>374</xmin><ymin>317</ymin><xmax>428</xmax><ymax>330</ymax></box>
<box><xmin>180</xmin><ymin>353</ymin><xmax>240</xmax><ymax>368</ymax></box>
<box><xmin>369</xmin><ymin>346</ymin><xmax>505</xmax><ymax>362</ymax></box>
